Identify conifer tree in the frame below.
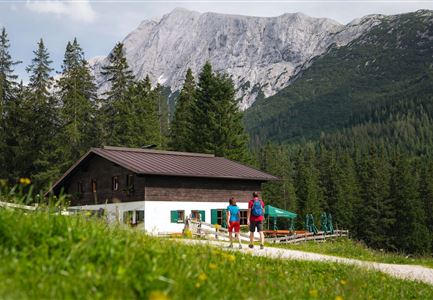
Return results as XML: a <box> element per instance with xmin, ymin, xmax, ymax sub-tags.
<box><xmin>57</xmin><ymin>38</ymin><xmax>99</xmax><ymax>168</ymax></box>
<box><xmin>191</xmin><ymin>62</ymin><xmax>250</xmax><ymax>162</ymax></box>
<box><xmin>100</xmin><ymin>42</ymin><xmax>134</xmax><ymax>145</ymax></box>
<box><xmin>170</xmin><ymin>68</ymin><xmax>196</xmax><ymax>151</ymax></box>
<box><xmin>294</xmin><ymin>145</ymin><xmax>322</xmax><ymax>224</ymax></box>
<box><xmin>23</xmin><ymin>38</ymin><xmax>57</xmax><ymax>185</ymax></box>
<box><xmin>0</xmin><ymin>27</ymin><xmax>20</xmax><ymax>179</ymax></box>
<box><xmin>260</xmin><ymin>143</ymin><xmax>297</xmax><ymax>211</ymax></box>
<box><xmin>357</xmin><ymin>148</ymin><xmax>393</xmax><ymax>249</ymax></box>
<box><xmin>334</xmin><ymin>153</ymin><xmax>361</xmax><ymax>232</ymax></box>
<box><xmin>391</xmin><ymin>155</ymin><xmax>431</xmax><ymax>254</ymax></box>
<box><xmin>156</xmin><ymin>83</ymin><xmax>169</xmax><ymax>149</ymax></box>
<box><xmin>420</xmin><ymin>161</ymin><xmax>433</xmax><ymax>251</ymax></box>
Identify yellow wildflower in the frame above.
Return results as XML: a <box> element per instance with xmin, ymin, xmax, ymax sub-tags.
<box><xmin>195</xmin><ymin>282</ymin><xmax>201</xmax><ymax>288</ymax></box>
<box><xmin>335</xmin><ymin>296</ymin><xmax>344</xmax><ymax>300</ymax></box>
<box><xmin>340</xmin><ymin>279</ymin><xmax>347</xmax><ymax>285</ymax></box>
<box><xmin>209</xmin><ymin>263</ymin><xmax>217</xmax><ymax>270</ymax></box>
<box><xmin>198</xmin><ymin>272</ymin><xmax>207</xmax><ymax>282</ymax></box>
<box><xmin>226</xmin><ymin>254</ymin><xmax>236</xmax><ymax>262</ymax></box>
<box><xmin>148</xmin><ymin>291</ymin><xmax>170</xmax><ymax>300</ymax></box>
<box><xmin>19</xmin><ymin>178</ymin><xmax>31</xmax><ymax>185</ymax></box>
<box><xmin>309</xmin><ymin>289</ymin><xmax>318</xmax><ymax>298</ymax></box>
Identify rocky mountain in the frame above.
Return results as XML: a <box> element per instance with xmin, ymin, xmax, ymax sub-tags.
<box><xmin>90</xmin><ymin>8</ymin><xmax>382</xmax><ymax>110</ymax></box>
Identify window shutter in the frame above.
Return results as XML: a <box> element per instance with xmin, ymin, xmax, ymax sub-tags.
<box><xmin>199</xmin><ymin>210</ymin><xmax>205</xmax><ymax>222</ymax></box>
<box><xmin>170</xmin><ymin>211</ymin><xmax>178</xmax><ymax>223</ymax></box>
<box><xmin>211</xmin><ymin>209</ymin><xmax>217</xmax><ymax>224</ymax></box>
<box><xmin>222</xmin><ymin>209</ymin><xmax>227</xmax><ymax>228</ymax></box>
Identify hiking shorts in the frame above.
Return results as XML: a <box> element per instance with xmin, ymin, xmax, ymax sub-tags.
<box><xmin>228</xmin><ymin>221</ymin><xmax>240</xmax><ymax>233</ymax></box>
<box><xmin>249</xmin><ymin>220</ymin><xmax>263</xmax><ymax>232</ymax></box>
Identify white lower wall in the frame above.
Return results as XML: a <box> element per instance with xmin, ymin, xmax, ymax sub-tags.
<box><xmin>69</xmin><ymin>201</ymin><xmax>248</xmax><ymax>234</ymax></box>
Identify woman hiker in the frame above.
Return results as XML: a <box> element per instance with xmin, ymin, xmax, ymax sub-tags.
<box><xmin>227</xmin><ymin>197</ymin><xmax>242</xmax><ymax>249</ymax></box>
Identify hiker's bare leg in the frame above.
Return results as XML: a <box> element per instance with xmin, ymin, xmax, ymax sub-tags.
<box><xmin>260</xmin><ymin>231</ymin><xmax>264</xmax><ymax>246</ymax></box>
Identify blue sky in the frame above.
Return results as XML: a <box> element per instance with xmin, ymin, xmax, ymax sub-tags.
<box><xmin>1</xmin><ymin>0</ymin><xmax>433</xmax><ymax>82</ymax></box>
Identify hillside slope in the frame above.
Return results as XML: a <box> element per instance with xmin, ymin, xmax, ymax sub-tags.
<box><xmin>244</xmin><ymin>10</ymin><xmax>433</xmax><ymax>144</ymax></box>
<box><xmin>1</xmin><ymin>209</ymin><xmax>433</xmax><ymax>299</ymax></box>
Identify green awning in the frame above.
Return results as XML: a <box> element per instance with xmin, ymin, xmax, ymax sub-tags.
<box><xmin>264</xmin><ymin>205</ymin><xmax>297</xmax><ymax>219</ymax></box>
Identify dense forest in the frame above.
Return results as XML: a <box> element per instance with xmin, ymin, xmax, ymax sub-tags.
<box><xmin>243</xmin><ymin>11</ymin><xmax>433</xmax><ymax>255</ymax></box>
<box><xmin>0</xmin><ymin>28</ymin><xmax>249</xmax><ymax>189</ymax></box>
<box><xmin>1</xmin><ymin>9</ymin><xmax>433</xmax><ymax>256</ymax></box>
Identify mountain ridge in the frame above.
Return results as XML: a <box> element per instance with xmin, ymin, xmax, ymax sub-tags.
<box><xmin>90</xmin><ymin>8</ymin><xmax>381</xmax><ymax>109</ymax></box>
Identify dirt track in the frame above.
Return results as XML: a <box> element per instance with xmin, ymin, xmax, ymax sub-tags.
<box><xmin>181</xmin><ymin>239</ymin><xmax>433</xmax><ymax>286</ymax></box>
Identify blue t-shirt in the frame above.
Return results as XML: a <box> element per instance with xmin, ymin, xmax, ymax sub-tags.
<box><xmin>227</xmin><ymin>205</ymin><xmax>240</xmax><ymax>222</ymax></box>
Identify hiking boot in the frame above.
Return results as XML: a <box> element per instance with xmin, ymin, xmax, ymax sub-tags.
<box><xmin>260</xmin><ymin>244</ymin><xmax>264</xmax><ymax>250</ymax></box>
<box><xmin>248</xmin><ymin>244</ymin><xmax>254</xmax><ymax>249</ymax></box>
<box><xmin>238</xmin><ymin>244</ymin><xmax>242</xmax><ymax>249</ymax></box>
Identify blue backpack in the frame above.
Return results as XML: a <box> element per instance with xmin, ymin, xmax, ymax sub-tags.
<box><xmin>252</xmin><ymin>199</ymin><xmax>263</xmax><ymax>216</ymax></box>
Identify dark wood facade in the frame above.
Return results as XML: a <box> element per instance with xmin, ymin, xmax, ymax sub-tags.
<box><xmin>62</xmin><ymin>154</ymin><xmax>263</xmax><ymax>206</ymax></box>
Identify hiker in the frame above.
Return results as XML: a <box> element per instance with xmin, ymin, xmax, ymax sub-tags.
<box><xmin>247</xmin><ymin>191</ymin><xmax>265</xmax><ymax>249</ymax></box>
<box><xmin>227</xmin><ymin>197</ymin><xmax>242</xmax><ymax>249</ymax></box>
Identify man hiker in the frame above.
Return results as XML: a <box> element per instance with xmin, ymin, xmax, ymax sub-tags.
<box><xmin>226</xmin><ymin>197</ymin><xmax>242</xmax><ymax>249</ymax></box>
<box><xmin>247</xmin><ymin>191</ymin><xmax>265</xmax><ymax>249</ymax></box>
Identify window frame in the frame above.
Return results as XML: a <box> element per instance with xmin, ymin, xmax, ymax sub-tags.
<box><xmin>112</xmin><ymin>176</ymin><xmax>119</xmax><ymax>191</ymax></box>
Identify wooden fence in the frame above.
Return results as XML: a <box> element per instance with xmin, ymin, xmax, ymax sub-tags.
<box><xmin>187</xmin><ymin>219</ymin><xmax>348</xmax><ymax>244</ymax></box>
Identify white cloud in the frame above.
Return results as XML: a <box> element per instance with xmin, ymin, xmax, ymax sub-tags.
<box><xmin>26</xmin><ymin>0</ymin><xmax>97</xmax><ymax>23</ymax></box>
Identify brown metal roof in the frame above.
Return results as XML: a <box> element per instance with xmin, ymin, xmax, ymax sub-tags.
<box><xmin>93</xmin><ymin>146</ymin><xmax>278</xmax><ymax>181</ymax></box>
<box><xmin>52</xmin><ymin>146</ymin><xmax>278</xmax><ymax>190</ymax></box>
<box><xmin>51</xmin><ymin>146</ymin><xmax>277</xmax><ymax>192</ymax></box>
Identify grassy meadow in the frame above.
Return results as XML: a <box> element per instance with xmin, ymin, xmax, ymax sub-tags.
<box><xmin>0</xmin><ymin>209</ymin><xmax>433</xmax><ymax>300</ymax></box>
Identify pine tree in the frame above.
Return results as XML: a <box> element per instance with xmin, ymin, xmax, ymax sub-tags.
<box><xmin>57</xmin><ymin>38</ymin><xmax>99</xmax><ymax>168</ymax></box>
<box><xmin>23</xmin><ymin>38</ymin><xmax>58</xmax><ymax>186</ymax></box>
<box><xmin>260</xmin><ymin>143</ymin><xmax>297</xmax><ymax>211</ymax></box>
<box><xmin>391</xmin><ymin>155</ymin><xmax>431</xmax><ymax>254</ymax></box>
<box><xmin>294</xmin><ymin>145</ymin><xmax>322</xmax><ymax>224</ymax></box>
<box><xmin>357</xmin><ymin>147</ymin><xmax>394</xmax><ymax>250</ymax></box>
<box><xmin>334</xmin><ymin>153</ymin><xmax>361</xmax><ymax>232</ymax></box>
<box><xmin>420</xmin><ymin>160</ymin><xmax>433</xmax><ymax>252</ymax></box>
<box><xmin>191</xmin><ymin>62</ymin><xmax>215</xmax><ymax>154</ymax></box>
<box><xmin>0</xmin><ymin>27</ymin><xmax>20</xmax><ymax>180</ymax></box>
<box><xmin>100</xmin><ymin>42</ymin><xmax>134</xmax><ymax>145</ymax></box>
<box><xmin>170</xmin><ymin>68</ymin><xmax>196</xmax><ymax>151</ymax></box>
<box><xmin>191</xmin><ymin>62</ymin><xmax>250</xmax><ymax>162</ymax></box>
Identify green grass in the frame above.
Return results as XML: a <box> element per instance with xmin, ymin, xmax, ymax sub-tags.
<box><xmin>1</xmin><ymin>209</ymin><xmax>433</xmax><ymax>299</ymax></box>
<box><xmin>273</xmin><ymin>238</ymin><xmax>433</xmax><ymax>269</ymax></box>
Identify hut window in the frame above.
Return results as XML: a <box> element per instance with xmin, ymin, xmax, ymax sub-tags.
<box><xmin>112</xmin><ymin>176</ymin><xmax>119</xmax><ymax>191</ymax></box>
<box><xmin>239</xmin><ymin>210</ymin><xmax>248</xmax><ymax>225</ymax></box>
<box><xmin>91</xmin><ymin>179</ymin><xmax>97</xmax><ymax>193</ymax></box>
<box><xmin>123</xmin><ymin>210</ymin><xmax>144</xmax><ymax>226</ymax></box>
<box><xmin>170</xmin><ymin>210</ymin><xmax>185</xmax><ymax>223</ymax></box>
<box><xmin>126</xmin><ymin>174</ymin><xmax>134</xmax><ymax>191</ymax></box>
<box><xmin>190</xmin><ymin>210</ymin><xmax>205</xmax><ymax>222</ymax></box>
<box><xmin>211</xmin><ymin>209</ymin><xmax>227</xmax><ymax>227</ymax></box>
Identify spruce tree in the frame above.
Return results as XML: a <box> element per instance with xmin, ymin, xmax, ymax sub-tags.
<box><xmin>420</xmin><ymin>160</ymin><xmax>433</xmax><ymax>252</ymax></box>
<box><xmin>24</xmin><ymin>38</ymin><xmax>58</xmax><ymax>186</ymax></box>
<box><xmin>57</xmin><ymin>38</ymin><xmax>99</xmax><ymax>168</ymax></box>
<box><xmin>357</xmin><ymin>147</ymin><xmax>393</xmax><ymax>250</ymax></box>
<box><xmin>0</xmin><ymin>27</ymin><xmax>20</xmax><ymax>179</ymax></box>
<box><xmin>391</xmin><ymin>155</ymin><xmax>431</xmax><ymax>254</ymax></box>
<box><xmin>170</xmin><ymin>68</ymin><xmax>196</xmax><ymax>151</ymax></box>
<box><xmin>100</xmin><ymin>42</ymin><xmax>134</xmax><ymax>145</ymax></box>
<box><xmin>191</xmin><ymin>62</ymin><xmax>250</xmax><ymax>162</ymax></box>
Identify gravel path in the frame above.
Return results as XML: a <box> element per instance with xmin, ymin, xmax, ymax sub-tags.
<box><xmin>180</xmin><ymin>239</ymin><xmax>433</xmax><ymax>286</ymax></box>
